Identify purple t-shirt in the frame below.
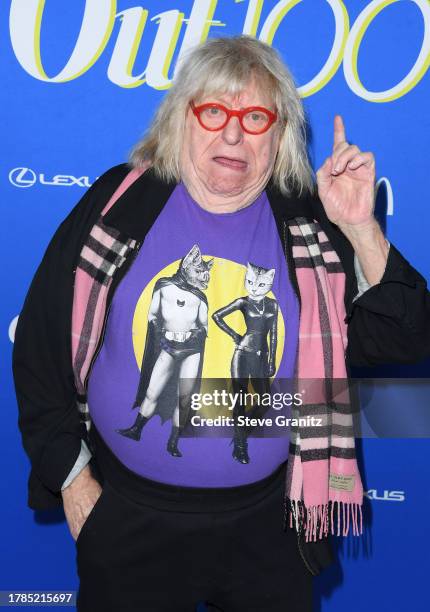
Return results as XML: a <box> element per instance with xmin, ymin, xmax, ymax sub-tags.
<box><xmin>87</xmin><ymin>182</ymin><xmax>299</xmax><ymax>486</ymax></box>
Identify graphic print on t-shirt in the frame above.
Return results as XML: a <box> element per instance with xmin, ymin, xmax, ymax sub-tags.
<box><xmin>87</xmin><ymin>182</ymin><xmax>299</xmax><ymax>487</ymax></box>
<box><xmin>116</xmin><ymin>250</ymin><xmax>284</xmax><ymax>461</ymax></box>
<box><xmin>212</xmin><ymin>262</ymin><xmax>278</xmax><ymax>385</ymax></box>
<box><xmin>117</xmin><ymin>244</ymin><xmax>213</xmax><ymax>453</ymax></box>
<box><xmin>211</xmin><ymin>262</ymin><xmax>280</xmax><ymax>465</ymax></box>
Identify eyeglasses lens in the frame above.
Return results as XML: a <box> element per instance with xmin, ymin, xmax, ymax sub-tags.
<box><xmin>200</xmin><ymin>106</ymin><xmax>228</xmax><ymax>128</ymax></box>
<box><xmin>242</xmin><ymin>110</ymin><xmax>270</xmax><ymax>133</ymax></box>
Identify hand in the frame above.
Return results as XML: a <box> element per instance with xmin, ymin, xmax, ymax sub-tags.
<box><xmin>190</xmin><ymin>327</ymin><xmax>207</xmax><ymax>342</ymax></box>
<box><xmin>233</xmin><ymin>333</ymin><xmax>243</xmax><ymax>346</ymax></box>
<box><xmin>316</xmin><ymin>115</ymin><xmax>376</xmax><ymax>234</ymax></box>
<box><xmin>61</xmin><ymin>465</ymin><xmax>103</xmax><ymax>541</ymax></box>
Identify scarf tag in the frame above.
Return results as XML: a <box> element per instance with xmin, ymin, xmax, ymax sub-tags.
<box><xmin>329</xmin><ymin>474</ymin><xmax>355</xmax><ymax>492</ymax></box>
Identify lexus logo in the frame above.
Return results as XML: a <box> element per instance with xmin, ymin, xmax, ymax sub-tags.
<box><xmin>364</xmin><ymin>489</ymin><xmax>405</xmax><ymax>502</ymax></box>
<box><xmin>8</xmin><ymin>167</ymin><xmax>93</xmax><ymax>188</ymax></box>
<box><xmin>9</xmin><ymin>167</ymin><xmax>37</xmax><ymax>188</ymax></box>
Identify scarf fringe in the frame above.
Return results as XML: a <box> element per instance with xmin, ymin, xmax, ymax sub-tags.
<box><xmin>284</xmin><ymin>497</ymin><xmax>363</xmax><ymax>542</ymax></box>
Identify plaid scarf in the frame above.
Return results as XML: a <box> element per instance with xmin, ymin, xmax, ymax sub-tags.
<box><xmin>71</xmin><ymin>169</ymin><xmax>142</xmax><ymax>425</ymax></box>
<box><xmin>285</xmin><ymin>219</ymin><xmax>363</xmax><ymax>541</ymax></box>
<box><xmin>71</xmin><ymin>169</ymin><xmax>363</xmax><ymax>541</ymax></box>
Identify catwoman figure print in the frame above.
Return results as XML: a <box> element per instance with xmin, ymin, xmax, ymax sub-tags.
<box><xmin>212</xmin><ymin>262</ymin><xmax>279</xmax><ymax>464</ymax></box>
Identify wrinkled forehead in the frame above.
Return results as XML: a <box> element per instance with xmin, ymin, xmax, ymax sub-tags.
<box><xmin>192</xmin><ymin>71</ymin><xmax>277</xmax><ymax>110</ymax></box>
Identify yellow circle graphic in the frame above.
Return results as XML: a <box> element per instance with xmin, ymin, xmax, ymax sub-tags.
<box><xmin>132</xmin><ymin>256</ymin><xmax>285</xmax><ymax>379</ymax></box>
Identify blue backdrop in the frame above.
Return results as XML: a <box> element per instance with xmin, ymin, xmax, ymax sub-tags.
<box><xmin>2</xmin><ymin>1</ymin><xmax>430</xmax><ymax>610</ymax></box>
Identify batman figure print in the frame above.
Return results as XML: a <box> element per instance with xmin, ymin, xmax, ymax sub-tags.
<box><xmin>116</xmin><ymin>244</ymin><xmax>214</xmax><ymax>457</ymax></box>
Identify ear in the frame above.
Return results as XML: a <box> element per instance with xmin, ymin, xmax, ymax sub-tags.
<box><xmin>267</xmin><ymin>268</ymin><xmax>275</xmax><ymax>281</ymax></box>
<box><xmin>183</xmin><ymin>244</ymin><xmax>202</xmax><ymax>267</ymax></box>
<box><xmin>206</xmin><ymin>257</ymin><xmax>215</xmax><ymax>270</ymax></box>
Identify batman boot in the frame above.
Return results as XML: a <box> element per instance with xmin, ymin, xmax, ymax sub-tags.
<box><xmin>167</xmin><ymin>426</ymin><xmax>182</xmax><ymax>457</ymax></box>
<box><xmin>232</xmin><ymin>428</ymin><xmax>250</xmax><ymax>464</ymax></box>
<box><xmin>116</xmin><ymin>412</ymin><xmax>149</xmax><ymax>441</ymax></box>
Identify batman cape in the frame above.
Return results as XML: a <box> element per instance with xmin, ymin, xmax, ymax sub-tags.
<box><xmin>131</xmin><ymin>268</ymin><xmax>208</xmax><ymax>427</ymax></box>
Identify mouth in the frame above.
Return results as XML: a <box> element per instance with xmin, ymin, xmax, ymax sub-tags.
<box><xmin>213</xmin><ymin>156</ymin><xmax>248</xmax><ymax>171</ymax></box>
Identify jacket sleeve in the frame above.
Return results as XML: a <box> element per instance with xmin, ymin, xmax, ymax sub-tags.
<box><xmin>12</xmin><ymin>164</ymin><xmax>129</xmax><ymax>509</ymax></box>
<box><xmin>345</xmin><ymin>242</ymin><xmax>430</xmax><ymax>367</ymax></box>
<box><xmin>310</xmin><ymin>194</ymin><xmax>430</xmax><ymax>368</ymax></box>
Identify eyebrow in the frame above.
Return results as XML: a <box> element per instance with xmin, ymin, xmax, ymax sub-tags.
<box><xmin>211</xmin><ymin>95</ymin><xmax>233</xmax><ymax>105</ymax></box>
<box><xmin>201</xmin><ymin>95</ymin><xmax>275</xmax><ymax>111</ymax></box>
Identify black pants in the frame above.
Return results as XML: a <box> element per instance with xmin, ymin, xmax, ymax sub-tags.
<box><xmin>76</xmin><ymin>427</ymin><xmax>312</xmax><ymax>612</ymax></box>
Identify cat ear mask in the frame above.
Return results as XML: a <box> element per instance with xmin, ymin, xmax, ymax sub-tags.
<box><xmin>246</xmin><ymin>262</ymin><xmax>276</xmax><ymax>282</ymax></box>
<box><xmin>182</xmin><ymin>244</ymin><xmax>214</xmax><ymax>270</ymax></box>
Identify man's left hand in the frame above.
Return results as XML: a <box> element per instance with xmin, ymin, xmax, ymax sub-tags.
<box><xmin>316</xmin><ymin>115</ymin><xmax>389</xmax><ymax>287</ymax></box>
<box><xmin>316</xmin><ymin>115</ymin><xmax>376</xmax><ymax>233</ymax></box>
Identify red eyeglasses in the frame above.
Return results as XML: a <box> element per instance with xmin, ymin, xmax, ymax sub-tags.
<box><xmin>190</xmin><ymin>101</ymin><xmax>278</xmax><ymax>135</ymax></box>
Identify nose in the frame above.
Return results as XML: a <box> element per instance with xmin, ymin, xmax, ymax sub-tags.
<box><xmin>221</xmin><ymin>115</ymin><xmax>244</xmax><ymax>145</ymax></box>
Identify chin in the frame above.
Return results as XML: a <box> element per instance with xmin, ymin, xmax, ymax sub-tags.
<box><xmin>206</xmin><ymin>174</ymin><xmax>250</xmax><ymax>196</ymax></box>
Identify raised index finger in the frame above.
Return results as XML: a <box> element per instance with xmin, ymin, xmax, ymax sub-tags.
<box><xmin>333</xmin><ymin>114</ymin><xmax>347</xmax><ymax>150</ymax></box>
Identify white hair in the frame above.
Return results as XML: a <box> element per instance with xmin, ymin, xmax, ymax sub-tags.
<box><xmin>130</xmin><ymin>35</ymin><xmax>315</xmax><ymax>196</ymax></box>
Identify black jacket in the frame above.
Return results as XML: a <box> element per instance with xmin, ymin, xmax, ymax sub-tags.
<box><xmin>12</xmin><ymin>164</ymin><xmax>430</xmax><ymax>574</ymax></box>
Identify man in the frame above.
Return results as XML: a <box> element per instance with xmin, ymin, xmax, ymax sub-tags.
<box><xmin>13</xmin><ymin>36</ymin><xmax>430</xmax><ymax>611</ymax></box>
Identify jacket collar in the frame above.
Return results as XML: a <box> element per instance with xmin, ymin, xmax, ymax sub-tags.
<box><xmin>102</xmin><ymin>167</ymin><xmax>316</xmax><ymax>241</ymax></box>
<box><xmin>102</xmin><ymin>167</ymin><xmax>177</xmax><ymax>240</ymax></box>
